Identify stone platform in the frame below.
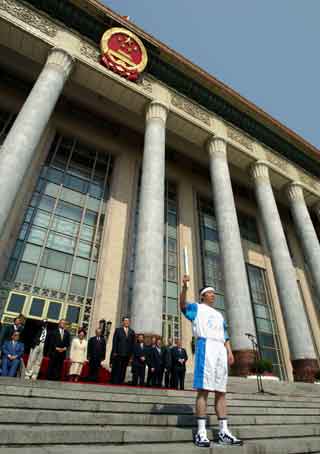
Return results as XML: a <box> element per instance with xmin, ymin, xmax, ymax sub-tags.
<box><xmin>0</xmin><ymin>376</ymin><xmax>319</xmax><ymax>453</ymax></box>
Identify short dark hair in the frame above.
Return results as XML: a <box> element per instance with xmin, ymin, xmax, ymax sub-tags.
<box><xmin>78</xmin><ymin>328</ymin><xmax>86</xmax><ymax>336</ymax></box>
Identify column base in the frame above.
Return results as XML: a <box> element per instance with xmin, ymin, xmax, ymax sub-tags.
<box><xmin>231</xmin><ymin>350</ymin><xmax>256</xmax><ymax>377</ymax></box>
<box><xmin>292</xmin><ymin>359</ymin><xmax>318</xmax><ymax>383</ymax></box>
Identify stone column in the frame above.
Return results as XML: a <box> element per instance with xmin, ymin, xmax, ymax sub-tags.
<box><xmin>131</xmin><ymin>101</ymin><xmax>168</xmax><ymax>336</ymax></box>
<box><xmin>251</xmin><ymin>161</ymin><xmax>317</xmax><ymax>382</ymax></box>
<box><xmin>287</xmin><ymin>182</ymin><xmax>320</xmax><ymax>303</ymax></box>
<box><xmin>207</xmin><ymin>136</ymin><xmax>256</xmax><ymax>376</ymax></box>
<box><xmin>0</xmin><ymin>47</ymin><xmax>74</xmax><ymax>238</ymax></box>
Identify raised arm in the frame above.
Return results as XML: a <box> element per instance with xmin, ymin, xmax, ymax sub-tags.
<box><xmin>179</xmin><ymin>274</ymin><xmax>190</xmax><ymax>311</ymax></box>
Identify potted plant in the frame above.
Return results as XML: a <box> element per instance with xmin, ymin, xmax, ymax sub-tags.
<box><xmin>252</xmin><ymin>359</ymin><xmax>274</xmax><ymax>376</ymax></box>
<box><xmin>315</xmin><ymin>369</ymin><xmax>320</xmax><ymax>383</ymax></box>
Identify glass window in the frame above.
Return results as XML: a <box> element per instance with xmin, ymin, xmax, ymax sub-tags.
<box><xmin>25</xmin><ymin>207</ymin><xmax>34</xmax><ymax>223</ymax></box>
<box><xmin>78</xmin><ymin>241</ymin><xmax>92</xmax><ymax>259</ymax></box>
<box><xmin>47</xmin><ymin>301</ymin><xmax>62</xmax><ymax>320</ymax></box>
<box><xmin>12</xmin><ymin>240</ymin><xmax>24</xmax><ymax>260</ymax></box>
<box><xmin>38</xmin><ymin>194</ymin><xmax>55</xmax><ymax>212</ymax></box>
<box><xmin>258</xmin><ymin>333</ymin><xmax>276</xmax><ymax>348</ymax></box>
<box><xmin>66</xmin><ymin>305</ymin><xmax>80</xmax><ymax>324</ymax></box>
<box><xmin>36</xmin><ymin>268</ymin><xmax>69</xmax><ymax>292</ymax></box>
<box><xmin>46</xmin><ymin>167</ymin><xmax>64</xmax><ymax>184</ymax></box>
<box><xmin>167</xmin><ymin>238</ymin><xmax>177</xmax><ymax>252</ymax></box>
<box><xmin>254</xmin><ymin>304</ymin><xmax>270</xmax><ymax>320</ymax></box>
<box><xmin>56</xmin><ymin>200</ymin><xmax>82</xmax><ymax>222</ymax></box>
<box><xmin>84</xmin><ymin>210</ymin><xmax>98</xmax><ymax>226</ymax></box>
<box><xmin>60</xmin><ymin>187</ymin><xmax>85</xmax><ymax>207</ymax></box>
<box><xmin>22</xmin><ymin>244</ymin><xmax>42</xmax><ymax>264</ymax></box>
<box><xmin>19</xmin><ymin>223</ymin><xmax>29</xmax><ymax>241</ymax></box>
<box><xmin>33</xmin><ymin>210</ymin><xmax>51</xmax><ymax>228</ymax></box>
<box><xmin>202</xmin><ymin>214</ymin><xmax>216</xmax><ymax>230</ymax></box>
<box><xmin>89</xmin><ymin>182</ymin><xmax>103</xmax><ymax>199</ymax></box>
<box><xmin>29</xmin><ymin>298</ymin><xmax>45</xmax><ymax>318</ymax></box>
<box><xmin>47</xmin><ymin>232</ymin><xmax>75</xmax><ymax>254</ymax></box>
<box><xmin>204</xmin><ymin>240</ymin><xmax>220</xmax><ymax>254</ymax></box>
<box><xmin>87</xmin><ymin>197</ymin><xmax>100</xmax><ymax>212</ymax></box>
<box><xmin>43</xmin><ymin>181</ymin><xmax>60</xmax><ymax>198</ymax></box>
<box><xmin>168</xmin><ymin>266</ymin><xmax>177</xmax><ymax>282</ymax></box>
<box><xmin>7</xmin><ymin>293</ymin><xmax>26</xmax><ymax>313</ymax></box>
<box><xmin>167</xmin><ymin>225</ymin><xmax>177</xmax><ymax>239</ymax></box>
<box><xmin>203</xmin><ymin>227</ymin><xmax>219</xmax><ymax>242</ymax></box>
<box><xmin>16</xmin><ymin>262</ymin><xmax>37</xmax><ymax>284</ymax></box>
<box><xmin>28</xmin><ymin>226</ymin><xmax>46</xmax><ymax>246</ymax></box>
<box><xmin>41</xmin><ymin>249</ymin><xmax>73</xmax><ymax>273</ymax></box>
<box><xmin>256</xmin><ymin>318</ymin><xmax>273</xmax><ymax>333</ymax></box>
<box><xmin>80</xmin><ymin>224</ymin><xmax>95</xmax><ymax>242</ymax></box>
<box><xmin>90</xmin><ymin>261</ymin><xmax>97</xmax><ymax>279</ymax></box>
<box><xmin>73</xmin><ymin>257</ymin><xmax>90</xmax><ymax>277</ymax></box>
<box><xmin>167</xmin><ymin>282</ymin><xmax>178</xmax><ymax>299</ymax></box>
<box><xmin>167</xmin><ymin>298</ymin><xmax>178</xmax><ymax>315</ymax></box>
<box><xmin>70</xmin><ymin>275</ymin><xmax>87</xmax><ymax>296</ymax></box>
<box><xmin>51</xmin><ymin>216</ymin><xmax>79</xmax><ymax>237</ymax></box>
<box><xmin>64</xmin><ymin>173</ymin><xmax>88</xmax><ymax>193</ymax></box>
<box><xmin>87</xmin><ymin>279</ymin><xmax>95</xmax><ymax>297</ymax></box>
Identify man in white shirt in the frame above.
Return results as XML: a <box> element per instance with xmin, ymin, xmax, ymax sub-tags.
<box><xmin>180</xmin><ymin>275</ymin><xmax>242</xmax><ymax>448</ymax></box>
<box><xmin>25</xmin><ymin>319</ymin><xmax>49</xmax><ymax>380</ymax></box>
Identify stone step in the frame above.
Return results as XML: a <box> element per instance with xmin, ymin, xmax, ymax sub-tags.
<box><xmin>2</xmin><ymin>395</ymin><xmax>319</xmax><ymax>415</ymax></box>
<box><xmin>1</xmin><ymin>377</ymin><xmax>320</xmax><ymax>398</ymax></box>
<box><xmin>1</xmin><ymin>408</ymin><xmax>319</xmax><ymax>426</ymax></box>
<box><xmin>1</xmin><ymin>424</ymin><xmax>320</xmax><ymax>445</ymax></box>
<box><xmin>1</xmin><ymin>385</ymin><xmax>320</xmax><ymax>408</ymax></box>
<box><xmin>1</xmin><ymin>438</ymin><xmax>320</xmax><ymax>454</ymax></box>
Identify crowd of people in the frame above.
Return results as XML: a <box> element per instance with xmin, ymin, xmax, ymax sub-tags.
<box><xmin>110</xmin><ymin>317</ymin><xmax>188</xmax><ymax>389</ymax></box>
<box><xmin>0</xmin><ymin>314</ymin><xmax>188</xmax><ymax>389</ymax></box>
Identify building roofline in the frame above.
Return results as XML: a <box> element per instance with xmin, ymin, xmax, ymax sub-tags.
<box><xmin>76</xmin><ymin>0</ymin><xmax>319</xmax><ymax>162</ymax></box>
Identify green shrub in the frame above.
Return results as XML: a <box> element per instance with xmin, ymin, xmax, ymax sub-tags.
<box><xmin>252</xmin><ymin>359</ymin><xmax>273</xmax><ymax>374</ymax></box>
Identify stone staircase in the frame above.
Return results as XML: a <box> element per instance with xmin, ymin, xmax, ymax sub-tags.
<box><xmin>0</xmin><ymin>377</ymin><xmax>320</xmax><ymax>453</ymax></box>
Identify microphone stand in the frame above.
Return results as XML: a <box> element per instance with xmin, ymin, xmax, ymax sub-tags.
<box><xmin>246</xmin><ymin>334</ymin><xmax>264</xmax><ymax>393</ymax></box>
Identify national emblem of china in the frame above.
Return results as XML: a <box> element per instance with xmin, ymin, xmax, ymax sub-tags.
<box><xmin>100</xmin><ymin>27</ymin><xmax>148</xmax><ymax>81</ymax></box>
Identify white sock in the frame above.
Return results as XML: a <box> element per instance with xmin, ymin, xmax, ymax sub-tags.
<box><xmin>219</xmin><ymin>418</ymin><xmax>228</xmax><ymax>433</ymax></box>
<box><xmin>197</xmin><ymin>417</ymin><xmax>207</xmax><ymax>434</ymax></box>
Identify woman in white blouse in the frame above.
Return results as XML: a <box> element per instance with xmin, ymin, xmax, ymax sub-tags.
<box><xmin>69</xmin><ymin>328</ymin><xmax>87</xmax><ymax>382</ymax></box>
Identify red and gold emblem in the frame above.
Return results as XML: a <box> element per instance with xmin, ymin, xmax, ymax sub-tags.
<box><xmin>100</xmin><ymin>27</ymin><xmax>148</xmax><ymax>81</ymax></box>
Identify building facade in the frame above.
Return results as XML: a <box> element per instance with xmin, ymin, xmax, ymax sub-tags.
<box><xmin>0</xmin><ymin>0</ymin><xmax>320</xmax><ymax>382</ymax></box>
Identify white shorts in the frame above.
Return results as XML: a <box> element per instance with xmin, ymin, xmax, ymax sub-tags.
<box><xmin>193</xmin><ymin>337</ymin><xmax>228</xmax><ymax>392</ymax></box>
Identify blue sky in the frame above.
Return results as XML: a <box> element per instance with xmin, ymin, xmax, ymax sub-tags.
<box><xmin>102</xmin><ymin>1</ymin><xmax>320</xmax><ymax>150</ymax></box>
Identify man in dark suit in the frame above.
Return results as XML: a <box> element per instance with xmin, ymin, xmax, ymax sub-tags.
<box><xmin>47</xmin><ymin>319</ymin><xmax>70</xmax><ymax>380</ymax></box>
<box><xmin>1</xmin><ymin>331</ymin><xmax>24</xmax><ymax>377</ymax></box>
<box><xmin>146</xmin><ymin>336</ymin><xmax>157</xmax><ymax>386</ymax></box>
<box><xmin>110</xmin><ymin>317</ymin><xmax>135</xmax><ymax>385</ymax></box>
<box><xmin>149</xmin><ymin>338</ymin><xmax>164</xmax><ymax>387</ymax></box>
<box><xmin>163</xmin><ymin>338</ymin><xmax>173</xmax><ymax>388</ymax></box>
<box><xmin>87</xmin><ymin>328</ymin><xmax>106</xmax><ymax>382</ymax></box>
<box><xmin>0</xmin><ymin>315</ymin><xmax>25</xmax><ymax>347</ymax></box>
<box><xmin>171</xmin><ymin>339</ymin><xmax>188</xmax><ymax>390</ymax></box>
<box><xmin>132</xmin><ymin>334</ymin><xmax>147</xmax><ymax>386</ymax></box>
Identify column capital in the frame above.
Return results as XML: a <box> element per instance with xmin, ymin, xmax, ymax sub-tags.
<box><xmin>250</xmin><ymin>160</ymin><xmax>270</xmax><ymax>182</ymax></box>
<box><xmin>206</xmin><ymin>135</ymin><xmax>227</xmax><ymax>157</ymax></box>
<box><xmin>145</xmin><ymin>101</ymin><xmax>168</xmax><ymax>123</ymax></box>
<box><xmin>286</xmin><ymin>181</ymin><xmax>305</xmax><ymax>203</ymax></box>
<box><xmin>46</xmin><ymin>47</ymin><xmax>75</xmax><ymax>80</ymax></box>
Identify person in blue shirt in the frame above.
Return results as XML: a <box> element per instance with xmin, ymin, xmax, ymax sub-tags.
<box><xmin>180</xmin><ymin>275</ymin><xmax>242</xmax><ymax>448</ymax></box>
<box><xmin>1</xmin><ymin>331</ymin><xmax>24</xmax><ymax>377</ymax></box>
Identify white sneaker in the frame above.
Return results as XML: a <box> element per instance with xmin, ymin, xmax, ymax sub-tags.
<box><xmin>217</xmin><ymin>430</ymin><xmax>243</xmax><ymax>446</ymax></box>
<box><xmin>194</xmin><ymin>431</ymin><xmax>211</xmax><ymax>448</ymax></box>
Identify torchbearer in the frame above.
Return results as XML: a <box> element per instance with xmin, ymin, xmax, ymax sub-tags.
<box><xmin>180</xmin><ymin>275</ymin><xmax>243</xmax><ymax>448</ymax></box>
